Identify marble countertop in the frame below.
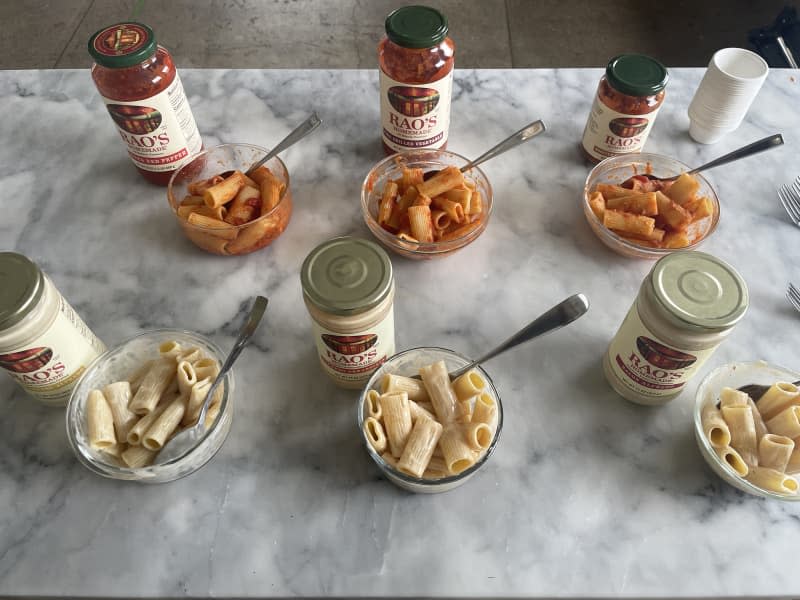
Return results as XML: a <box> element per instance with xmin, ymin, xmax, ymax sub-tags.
<box><xmin>1</xmin><ymin>68</ymin><xmax>799</xmax><ymax>598</ymax></box>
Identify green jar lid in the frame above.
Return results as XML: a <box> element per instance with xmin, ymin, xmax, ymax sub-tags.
<box><xmin>301</xmin><ymin>237</ymin><xmax>393</xmax><ymax>316</ymax></box>
<box><xmin>606</xmin><ymin>54</ymin><xmax>668</xmax><ymax>97</ymax></box>
<box><xmin>0</xmin><ymin>253</ymin><xmax>45</xmax><ymax>332</ymax></box>
<box><xmin>88</xmin><ymin>22</ymin><xmax>157</xmax><ymax>68</ymax></box>
<box><xmin>651</xmin><ymin>251</ymin><xmax>748</xmax><ymax>330</ymax></box>
<box><xmin>385</xmin><ymin>5</ymin><xmax>448</xmax><ymax>49</ymax></box>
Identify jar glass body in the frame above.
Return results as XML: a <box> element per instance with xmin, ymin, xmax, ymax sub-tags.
<box><xmin>303</xmin><ymin>284</ymin><xmax>396</xmax><ymax>389</ymax></box>
<box><xmin>581</xmin><ymin>74</ymin><xmax>666</xmax><ymax>163</ymax></box>
<box><xmin>91</xmin><ymin>46</ymin><xmax>200</xmax><ymax>185</ymax></box>
<box><xmin>603</xmin><ymin>278</ymin><xmax>734</xmax><ymax>406</ymax></box>
<box><xmin>0</xmin><ymin>275</ymin><xmax>106</xmax><ymax>406</ymax></box>
<box><xmin>378</xmin><ymin>37</ymin><xmax>455</xmax><ymax>155</ymax></box>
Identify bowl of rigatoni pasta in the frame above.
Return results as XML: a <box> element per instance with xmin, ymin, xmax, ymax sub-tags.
<box><xmin>358</xmin><ymin>347</ymin><xmax>503</xmax><ymax>493</ymax></box>
<box><xmin>694</xmin><ymin>361</ymin><xmax>800</xmax><ymax>500</ymax></box>
<box><xmin>66</xmin><ymin>329</ymin><xmax>234</xmax><ymax>483</ymax></box>
<box><xmin>583</xmin><ymin>153</ymin><xmax>720</xmax><ymax>259</ymax></box>
<box><xmin>361</xmin><ymin>150</ymin><xmax>493</xmax><ymax>259</ymax></box>
<box><xmin>167</xmin><ymin>143</ymin><xmax>292</xmax><ymax>256</ymax></box>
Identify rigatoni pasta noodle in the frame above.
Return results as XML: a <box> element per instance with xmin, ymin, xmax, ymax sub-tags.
<box><xmin>746</xmin><ymin>466</ymin><xmax>799</xmax><ymax>494</ymax></box>
<box><xmin>129</xmin><ymin>358</ymin><xmax>177</xmax><ymax>416</ymax></box>
<box><xmin>756</xmin><ymin>381</ymin><xmax>800</xmax><ymax>421</ymax></box>
<box><xmin>419</xmin><ymin>361</ymin><xmax>458</xmax><ymax>424</ymax></box>
<box><xmin>721</xmin><ymin>405</ymin><xmax>758</xmax><ymax>467</ymax></box>
<box><xmin>701</xmin><ymin>404</ymin><xmax>731</xmax><ymax>448</ymax></box>
<box><xmin>103</xmin><ymin>381</ymin><xmax>137</xmax><ymax>442</ymax></box>
<box><xmin>398</xmin><ymin>416</ymin><xmax>443</xmax><ymax>478</ymax></box>
<box><xmin>714</xmin><ymin>445</ymin><xmax>749</xmax><ymax>477</ymax></box>
<box><xmin>86</xmin><ymin>389</ymin><xmax>115</xmax><ymax>449</ymax></box>
<box><xmin>379</xmin><ymin>392</ymin><xmax>413</xmax><ymax>458</ymax></box>
<box><xmin>765</xmin><ymin>406</ymin><xmax>800</xmax><ymax>440</ymax></box>
<box><xmin>381</xmin><ymin>373</ymin><xmax>429</xmax><ymax>402</ymax></box>
<box><xmin>758</xmin><ymin>434</ymin><xmax>794</xmax><ymax>472</ymax></box>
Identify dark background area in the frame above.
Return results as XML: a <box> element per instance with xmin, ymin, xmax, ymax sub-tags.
<box><xmin>0</xmin><ymin>0</ymin><xmax>795</xmax><ymax>68</ymax></box>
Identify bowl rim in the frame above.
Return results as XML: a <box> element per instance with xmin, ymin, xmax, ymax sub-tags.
<box><xmin>360</xmin><ymin>149</ymin><xmax>494</xmax><ymax>254</ymax></box>
<box><xmin>166</xmin><ymin>142</ymin><xmax>291</xmax><ymax>232</ymax></box>
<box><xmin>582</xmin><ymin>152</ymin><xmax>721</xmax><ymax>258</ymax></box>
<box><xmin>693</xmin><ymin>360</ymin><xmax>800</xmax><ymax>500</ymax></box>
<box><xmin>357</xmin><ymin>345</ymin><xmax>504</xmax><ymax>487</ymax></box>
<box><xmin>65</xmin><ymin>327</ymin><xmax>233</xmax><ymax>476</ymax></box>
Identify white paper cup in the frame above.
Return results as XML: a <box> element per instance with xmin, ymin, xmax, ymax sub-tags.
<box><xmin>687</xmin><ymin>48</ymin><xmax>768</xmax><ymax>140</ymax></box>
<box><xmin>689</xmin><ymin>117</ymin><xmax>734</xmax><ymax>144</ymax></box>
<box><xmin>712</xmin><ymin>47</ymin><xmax>769</xmax><ymax>82</ymax></box>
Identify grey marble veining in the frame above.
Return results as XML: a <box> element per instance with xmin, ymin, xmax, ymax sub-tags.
<box><xmin>0</xmin><ymin>68</ymin><xmax>799</xmax><ymax>598</ymax></box>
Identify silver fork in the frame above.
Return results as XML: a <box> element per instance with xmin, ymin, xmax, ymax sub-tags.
<box><xmin>788</xmin><ymin>283</ymin><xmax>800</xmax><ymax>313</ymax></box>
<box><xmin>778</xmin><ymin>176</ymin><xmax>800</xmax><ymax>226</ymax></box>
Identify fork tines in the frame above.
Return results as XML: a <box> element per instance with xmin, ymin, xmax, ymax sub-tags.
<box><xmin>788</xmin><ymin>283</ymin><xmax>800</xmax><ymax>313</ymax></box>
<box><xmin>778</xmin><ymin>176</ymin><xmax>800</xmax><ymax>226</ymax></box>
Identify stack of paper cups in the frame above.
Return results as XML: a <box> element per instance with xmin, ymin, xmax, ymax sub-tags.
<box><xmin>688</xmin><ymin>48</ymin><xmax>769</xmax><ymax>144</ymax></box>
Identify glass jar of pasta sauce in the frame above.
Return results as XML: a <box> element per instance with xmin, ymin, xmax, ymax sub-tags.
<box><xmin>379</xmin><ymin>5</ymin><xmax>455</xmax><ymax>154</ymax></box>
<box><xmin>301</xmin><ymin>237</ymin><xmax>396</xmax><ymax>389</ymax></box>
<box><xmin>89</xmin><ymin>22</ymin><xmax>202</xmax><ymax>185</ymax></box>
<box><xmin>604</xmin><ymin>251</ymin><xmax>748</xmax><ymax>406</ymax></box>
<box><xmin>0</xmin><ymin>253</ymin><xmax>106</xmax><ymax>406</ymax></box>
<box><xmin>581</xmin><ymin>54</ymin><xmax>668</xmax><ymax>163</ymax></box>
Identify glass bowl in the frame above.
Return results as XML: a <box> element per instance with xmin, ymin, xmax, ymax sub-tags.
<box><xmin>694</xmin><ymin>360</ymin><xmax>800</xmax><ymax>500</ymax></box>
<box><xmin>167</xmin><ymin>143</ymin><xmax>292</xmax><ymax>256</ymax></box>
<box><xmin>357</xmin><ymin>347</ymin><xmax>503</xmax><ymax>493</ymax></box>
<box><xmin>582</xmin><ymin>153</ymin><xmax>720</xmax><ymax>259</ymax></box>
<box><xmin>361</xmin><ymin>149</ymin><xmax>493</xmax><ymax>259</ymax></box>
<box><xmin>66</xmin><ymin>329</ymin><xmax>234</xmax><ymax>483</ymax></box>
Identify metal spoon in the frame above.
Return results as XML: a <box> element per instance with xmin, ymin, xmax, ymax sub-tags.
<box><xmin>413</xmin><ymin>293</ymin><xmax>589</xmax><ymax>380</ymax></box>
<box><xmin>157</xmin><ymin>296</ymin><xmax>268</xmax><ymax>464</ymax></box>
<box><xmin>423</xmin><ymin>119</ymin><xmax>546</xmax><ymax>180</ymax></box>
<box><xmin>245</xmin><ymin>113</ymin><xmax>322</xmax><ymax>176</ymax></box>
<box><xmin>644</xmin><ymin>133</ymin><xmax>783</xmax><ymax>183</ymax></box>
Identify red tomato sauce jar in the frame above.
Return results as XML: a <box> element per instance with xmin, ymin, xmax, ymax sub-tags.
<box><xmin>89</xmin><ymin>22</ymin><xmax>202</xmax><ymax>185</ymax></box>
<box><xmin>378</xmin><ymin>6</ymin><xmax>455</xmax><ymax>155</ymax></box>
<box><xmin>581</xmin><ymin>54</ymin><xmax>668</xmax><ymax>163</ymax></box>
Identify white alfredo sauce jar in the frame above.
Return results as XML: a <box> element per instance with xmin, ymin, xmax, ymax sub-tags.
<box><xmin>0</xmin><ymin>253</ymin><xmax>106</xmax><ymax>406</ymax></box>
<box><xmin>603</xmin><ymin>251</ymin><xmax>748</xmax><ymax>406</ymax></box>
<box><xmin>301</xmin><ymin>237</ymin><xmax>396</xmax><ymax>389</ymax></box>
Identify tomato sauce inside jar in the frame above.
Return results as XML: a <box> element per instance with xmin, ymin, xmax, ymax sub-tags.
<box><xmin>89</xmin><ymin>22</ymin><xmax>202</xmax><ymax>185</ymax></box>
<box><xmin>378</xmin><ymin>6</ymin><xmax>455</xmax><ymax>155</ymax></box>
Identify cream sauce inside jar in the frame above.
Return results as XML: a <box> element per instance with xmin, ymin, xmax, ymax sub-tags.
<box><xmin>301</xmin><ymin>237</ymin><xmax>396</xmax><ymax>389</ymax></box>
<box><xmin>0</xmin><ymin>253</ymin><xmax>106</xmax><ymax>406</ymax></box>
<box><xmin>604</xmin><ymin>251</ymin><xmax>748</xmax><ymax>406</ymax></box>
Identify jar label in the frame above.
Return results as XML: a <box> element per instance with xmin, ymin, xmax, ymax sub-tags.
<box><xmin>100</xmin><ymin>73</ymin><xmax>202</xmax><ymax>172</ymax></box>
<box><xmin>605</xmin><ymin>305</ymin><xmax>718</xmax><ymax>404</ymax></box>
<box><xmin>379</xmin><ymin>72</ymin><xmax>453</xmax><ymax>151</ymax></box>
<box><xmin>0</xmin><ymin>296</ymin><xmax>106</xmax><ymax>406</ymax></box>
<box><xmin>581</xmin><ymin>97</ymin><xmax>661</xmax><ymax>160</ymax></box>
<box><xmin>311</xmin><ymin>307</ymin><xmax>395</xmax><ymax>385</ymax></box>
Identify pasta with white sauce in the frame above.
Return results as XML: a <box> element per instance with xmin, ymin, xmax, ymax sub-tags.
<box><xmin>84</xmin><ymin>340</ymin><xmax>223</xmax><ymax>468</ymax></box>
<box><xmin>706</xmin><ymin>385</ymin><xmax>800</xmax><ymax>495</ymax></box>
<box><xmin>363</xmin><ymin>363</ymin><xmax>498</xmax><ymax>480</ymax></box>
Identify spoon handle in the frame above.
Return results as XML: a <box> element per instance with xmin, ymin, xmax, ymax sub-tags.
<box><xmin>448</xmin><ymin>293</ymin><xmax>589</xmax><ymax>380</ymax></box>
<box><xmin>687</xmin><ymin>133</ymin><xmax>784</xmax><ymax>176</ymax></box>
<box><xmin>460</xmin><ymin>119</ymin><xmax>546</xmax><ymax>172</ymax></box>
<box><xmin>245</xmin><ymin>113</ymin><xmax>322</xmax><ymax>175</ymax></box>
<box><xmin>196</xmin><ymin>296</ymin><xmax>268</xmax><ymax>426</ymax></box>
